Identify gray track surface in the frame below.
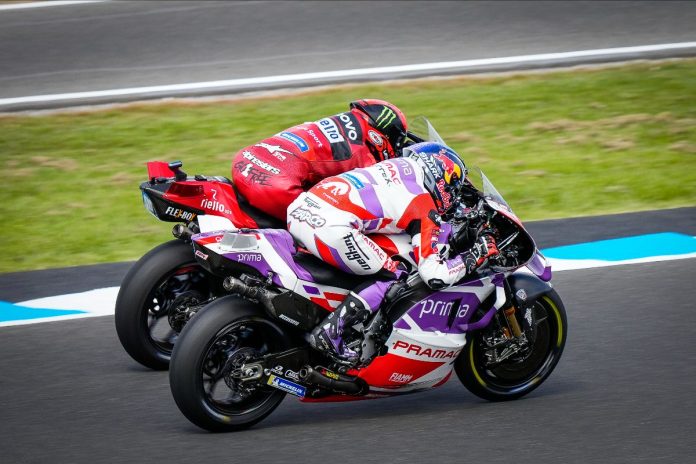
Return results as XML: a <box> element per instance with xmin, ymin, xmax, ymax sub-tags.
<box><xmin>1</xmin><ymin>259</ymin><xmax>695</xmax><ymax>464</ymax></box>
<box><xmin>2</xmin><ymin>207</ymin><xmax>694</xmax><ymax>302</ymax></box>
<box><xmin>1</xmin><ymin>1</ymin><xmax>696</xmax><ymax>109</ymax></box>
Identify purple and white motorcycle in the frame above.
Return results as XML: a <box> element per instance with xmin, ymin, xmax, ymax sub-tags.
<box><xmin>168</xmin><ymin>121</ymin><xmax>568</xmax><ymax>432</ymax></box>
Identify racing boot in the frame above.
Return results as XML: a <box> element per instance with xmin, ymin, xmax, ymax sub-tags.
<box><xmin>310</xmin><ymin>280</ymin><xmax>394</xmax><ymax>364</ymax></box>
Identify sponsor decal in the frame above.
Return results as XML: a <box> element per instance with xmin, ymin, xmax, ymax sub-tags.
<box><xmin>391</xmin><ymin>340</ymin><xmax>462</xmax><ymax>359</ymax></box>
<box><xmin>375</xmin><ymin>107</ymin><xmax>397</xmax><ymax>129</ymax></box>
<box><xmin>303</xmin><ymin>196</ymin><xmax>321</xmax><ymax>209</ymax></box>
<box><xmin>389</xmin><ymin>372</ymin><xmax>413</xmax><ymax>384</ymax></box>
<box><xmin>255</xmin><ymin>142</ymin><xmax>292</xmax><ymax>161</ymax></box>
<box><xmin>516</xmin><ymin>289</ymin><xmax>528</xmax><ymax>301</ymax></box>
<box><xmin>524</xmin><ymin>307</ymin><xmax>533</xmax><ymax>327</ymax></box>
<box><xmin>394</xmin><ymin>158</ymin><xmax>414</xmax><ymax>175</ymax></box>
<box><xmin>433</xmin><ymin>150</ymin><xmax>463</xmax><ymax>184</ymax></box>
<box><xmin>284</xmin><ymin>369</ymin><xmax>301</xmax><ymax>381</ymax></box>
<box><xmin>377</xmin><ymin>163</ymin><xmax>402</xmax><ymax>186</ymax></box>
<box><xmin>194</xmin><ymin>250</ymin><xmax>208</xmax><ymax>261</ymax></box>
<box><xmin>234</xmin><ymin>160</ymin><xmax>272</xmax><ymax>186</ymax></box>
<box><xmin>319</xmin><ymin>180</ymin><xmax>350</xmax><ymax>196</ymax></box>
<box><xmin>303</xmin><ymin>128</ymin><xmax>324</xmax><ymax>147</ymax></box>
<box><xmin>342</xmin><ymin>173</ymin><xmax>364</xmax><ymax>189</ymax></box>
<box><xmin>364</xmin><ymin>238</ymin><xmax>387</xmax><ymax>261</ymax></box>
<box><xmin>279</xmin><ymin>132</ymin><xmax>309</xmax><ymax>152</ymax></box>
<box><xmin>271</xmin><ymin>365</ymin><xmax>284</xmax><ymax>375</ymax></box>
<box><xmin>436</xmin><ymin>179</ymin><xmax>452</xmax><ymax>209</ymax></box>
<box><xmin>368</xmin><ymin>130</ymin><xmax>383</xmax><ymax>146</ymax></box>
<box><xmin>422</xmin><ymin>155</ymin><xmax>441</xmax><ymax>179</ymax></box>
<box><xmin>200</xmin><ymin>196</ymin><xmax>231</xmax><ymax>214</ymax></box>
<box><xmin>317</xmin><ymin>118</ymin><xmax>345</xmax><ymax>144</ymax></box>
<box><xmin>338</xmin><ymin>113</ymin><xmax>358</xmax><ymax>141</ymax></box>
<box><xmin>241</xmin><ymin>151</ymin><xmax>280</xmax><ymax>174</ymax></box>
<box><xmin>279</xmin><ymin>314</ymin><xmax>300</xmax><ymax>326</ymax></box>
<box><xmin>320</xmin><ymin>368</ymin><xmax>339</xmax><ymax>380</ymax></box>
<box><xmin>267</xmin><ymin>374</ymin><xmax>306</xmax><ymax>397</ymax></box>
<box><xmin>343</xmin><ymin>233</ymin><xmax>371</xmax><ymax>271</ymax></box>
<box><xmin>164</xmin><ymin>206</ymin><xmax>196</xmax><ymax>221</ymax></box>
<box><xmin>236</xmin><ymin>253</ymin><xmax>262</xmax><ymax>262</ymax></box>
<box><xmin>289</xmin><ymin>206</ymin><xmax>326</xmax><ymax>228</ymax></box>
<box><xmin>417</xmin><ymin>299</ymin><xmax>469</xmax><ymax>319</ymax></box>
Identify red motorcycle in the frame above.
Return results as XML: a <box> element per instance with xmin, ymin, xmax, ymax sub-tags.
<box><xmin>115</xmin><ymin>161</ymin><xmax>283</xmax><ymax>370</ymax></box>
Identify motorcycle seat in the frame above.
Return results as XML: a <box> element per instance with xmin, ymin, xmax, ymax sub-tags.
<box><xmin>293</xmin><ymin>251</ymin><xmax>395</xmax><ymax>290</ymax></box>
<box><xmin>234</xmin><ymin>188</ymin><xmax>285</xmax><ymax>229</ymax></box>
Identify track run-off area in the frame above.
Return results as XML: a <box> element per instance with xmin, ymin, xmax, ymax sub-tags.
<box><xmin>1</xmin><ymin>208</ymin><xmax>695</xmax><ymax>464</ymax></box>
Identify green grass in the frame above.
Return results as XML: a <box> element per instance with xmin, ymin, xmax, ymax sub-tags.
<box><xmin>1</xmin><ymin>60</ymin><xmax>695</xmax><ymax>272</ymax></box>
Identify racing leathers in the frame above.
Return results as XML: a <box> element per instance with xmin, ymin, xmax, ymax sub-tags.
<box><xmin>232</xmin><ymin>109</ymin><xmax>395</xmax><ymax>220</ymax></box>
<box><xmin>286</xmin><ymin>157</ymin><xmax>498</xmax><ymax>363</ymax></box>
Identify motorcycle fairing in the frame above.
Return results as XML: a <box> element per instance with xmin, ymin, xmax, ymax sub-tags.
<box><xmin>191</xmin><ymin>228</ymin><xmax>531</xmax><ymax>398</ymax></box>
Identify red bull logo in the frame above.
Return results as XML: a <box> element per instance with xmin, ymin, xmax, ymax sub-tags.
<box><xmin>434</xmin><ymin>149</ymin><xmax>463</xmax><ymax>185</ymax></box>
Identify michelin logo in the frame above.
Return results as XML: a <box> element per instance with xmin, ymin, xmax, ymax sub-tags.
<box><xmin>279</xmin><ymin>132</ymin><xmax>309</xmax><ymax>152</ymax></box>
<box><xmin>267</xmin><ymin>374</ymin><xmax>306</xmax><ymax>397</ymax></box>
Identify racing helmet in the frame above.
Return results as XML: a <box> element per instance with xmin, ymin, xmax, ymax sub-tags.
<box><xmin>404</xmin><ymin>142</ymin><xmax>467</xmax><ymax>215</ymax></box>
<box><xmin>350</xmin><ymin>99</ymin><xmax>408</xmax><ymax>160</ymax></box>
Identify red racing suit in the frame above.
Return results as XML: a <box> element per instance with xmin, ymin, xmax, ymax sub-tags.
<box><xmin>232</xmin><ymin>109</ymin><xmax>393</xmax><ymax>220</ymax></box>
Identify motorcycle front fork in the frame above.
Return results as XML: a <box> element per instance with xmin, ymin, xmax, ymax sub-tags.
<box><xmin>502</xmin><ymin>305</ymin><xmax>524</xmax><ymax>339</ymax></box>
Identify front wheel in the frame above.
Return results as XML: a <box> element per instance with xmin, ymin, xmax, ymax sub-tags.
<box><xmin>455</xmin><ymin>289</ymin><xmax>567</xmax><ymax>401</ymax></box>
<box><xmin>169</xmin><ymin>296</ymin><xmax>292</xmax><ymax>432</ymax></box>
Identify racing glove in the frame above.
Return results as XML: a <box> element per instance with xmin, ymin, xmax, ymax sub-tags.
<box><xmin>461</xmin><ymin>233</ymin><xmax>499</xmax><ymax>274</ymax></box>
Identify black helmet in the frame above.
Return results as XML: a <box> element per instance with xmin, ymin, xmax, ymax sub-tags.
<box><xmin>350</xmin><ymin>99</ymin><xmax>408</xmax><ymax>154</ymax></box>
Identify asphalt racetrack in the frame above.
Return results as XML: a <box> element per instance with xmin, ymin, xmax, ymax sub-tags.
<box><xmin>1</xmin><ymin>209</ymin><xmax>695</xmax><ymax>464</ymax></box>
<box><xmin>2</xmin><ymin>1</ymin><xmax>696</xmax><ymax>108</ymax></box>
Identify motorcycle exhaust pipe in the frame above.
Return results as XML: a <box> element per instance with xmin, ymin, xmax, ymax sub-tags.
<box><xmin>172</xmin><ymin>223</ymin><xmax>194</xmax><ymax>240</ymax></box>
<box><xmin>223</xmin><ymin>276</ymin><xmax>277</xmax><ymax>312</ymax></box>
<box><xmin>299</xmin><ymin>366</ymin><xmax>367</xmax><ymax>395</ymax></box>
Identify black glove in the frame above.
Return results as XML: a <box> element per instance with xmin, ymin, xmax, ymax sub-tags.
<box><xmin>461</xmin><ymin>233</ymin><xmax>499</xmax><ymax>274</ymax></box>
<box><xmin>473</xmin><ymin>234</ymin><xmax>499</xmax><ymax>266</ymax></box>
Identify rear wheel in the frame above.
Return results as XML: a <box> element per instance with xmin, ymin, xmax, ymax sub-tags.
<box><xmin>455</xmin><ymin>290</ymin><xmax>567</xmax><ymax>401</ymax></box>
<box><xmin>169</xmin><ymin>297</ymin><xmax>291</xmax><ymax>432</ymax></box>
<box><xmin>115</xmin><ymin>240</ymin><xmax>215</xmax><ymax>370</ymax></box>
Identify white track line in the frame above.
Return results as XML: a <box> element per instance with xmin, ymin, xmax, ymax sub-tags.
<box><xmin>0</xmin><ymin>1</ymin><xmax>104</xmax><ymax>11</ymax></box>
<box><xmin>1</xmin><ymin>42</ymin><xmax>695</xmax><ymax>108</ymax></box>
<box><xmin>2</xmin><ymin>252</ymin><xmax>695</xmax><ymax>327</ymax></box>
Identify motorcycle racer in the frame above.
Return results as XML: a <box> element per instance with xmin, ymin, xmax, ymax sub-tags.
<box><xmin>286</xmin><ymin>142</ymin><xmax>500</xmax><ymax>364</ymax></box>
<box><xmin>233</xmin><ymin>99</ymin><xmax>409</xmax><ymax>220</ymax></box>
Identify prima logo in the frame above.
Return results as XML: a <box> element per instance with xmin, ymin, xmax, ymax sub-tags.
<box><xmin>417</xmin><ymin>299</ymin><xmax>469</xmax><ymax>319</ymax></box>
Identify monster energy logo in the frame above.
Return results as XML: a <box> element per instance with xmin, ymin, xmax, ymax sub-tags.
<box><xmin>375</xmin><ymin>107</ymin><xmax>396</xmax><ymax>129</ymax></box>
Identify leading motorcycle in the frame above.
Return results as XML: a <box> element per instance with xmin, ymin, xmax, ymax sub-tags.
<box><xmin>167</xmin><ymin>130</ymin><xmax>568</xmax><ymax>431</ymax></box>
<box><xmin>114</xmin><ymin>160</ymin><xmax>283</xmax><ymax>370</ymax></box>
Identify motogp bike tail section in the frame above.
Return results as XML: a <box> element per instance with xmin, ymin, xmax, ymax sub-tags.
<box><xmin>115</xmin><ymin>161</ymin><xmax>283</xmax><ymax>370</ymax></box>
